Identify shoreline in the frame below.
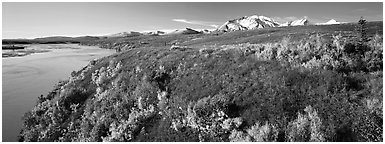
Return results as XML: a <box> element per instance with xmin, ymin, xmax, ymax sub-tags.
<box><xmin>2</xmin><ymin>49</ymin><xmax>51</xmax><ymax>58</ymax></box>
<box><xmin>2</xmin><ymin>44</ymin><xmax>116</xmax><ymax>141</ymax></box>
<box><xmin>2</xmin><ymin>44</ymin><xmax>111</xmax><ymax>58</ymax></box>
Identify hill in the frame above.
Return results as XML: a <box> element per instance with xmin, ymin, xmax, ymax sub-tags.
<box><xmin>78</xmin><ymin>21</ymin><xmax>382</xmax><ymax>50</ymax></box>
<box><xmin>18</xmin><ymin>21</ymin><xmax>383</xmax><ymax>142</ymax></box>
<box><xmin>2</xmin><ymin>36</ymin><xmax>102</xmax><ymax>45</ymax></box>
<box><xmin>105</xmin><ymin>31</ymin><xmax>143</xmax><ymax>38</ymax></box>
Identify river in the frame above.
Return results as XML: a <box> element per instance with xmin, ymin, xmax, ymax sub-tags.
<box><xmin>2</xmin><ymin>44</ymin><xmax>115</xmax><ymax>141</ymax></box>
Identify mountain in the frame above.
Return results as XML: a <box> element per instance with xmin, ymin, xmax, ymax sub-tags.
<box><xmin>279</xmin><ymin>21</ymin><xmax>291</xmax><ymax>27</ymax></box>
<box><xmin>317</xmin><ymin>19</ymin><xmax>343</xmax><ymax>25</ymax></box>
<box><xmin>216</xmin><ymin>15</ymin><xmax>280</xmax><ymax>32</ymax></box>
<box><xmin>166</xmin><ymin>28</ymin><xmax>202</xmax><ymax>35</ymax></box>
<box><xmin>290</xmin><ymin>18</ymin><xmax>310</xmax><ymax>26</ymax></box>
<box><xmin>105</xmin><ymin>31</ymin><xmax>142</xmax><ymax>37</ymax></box>
<box><xmin>279</xmin><ymin>18</ymin><xmax>310</xmax><ymax>27</ymax></box>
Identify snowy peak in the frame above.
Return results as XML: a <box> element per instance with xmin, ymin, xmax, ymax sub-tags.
<box><xmin>217</xmin><ymin>15</ymin><xmax>280</xmax><ymax>32</ymax></box>
<box><xmin>279</xmin><ymin>22</ymin><xmax>291</xmax><ymax>27</ymax></box>
<box><xmin>166</xmin><ymin>28</ymin><xmax>202</xmax><ymax>35</ymax></box>
<box><xmin>316</xmin><ymin>19</ymin><xmax>344</xmax><ymax>25</ymax></box>
<box><xmin>325</xmin><ymin>19</ymin><xmax>342</xmax><ymax>25</ymax></box>
<box><xmin>326</xmin><ymin>19</ymin><xmax>338</xmax><ymax>24</ymax></box>
<box><xmin>279</xmin><ymin>18</ymin><xmax>310</xmax><ymax>27</ymax></box>
<box><xmin>290</xmin><ymin>18</ymin><xmax>309</xmax><ymax>26</ymax></box>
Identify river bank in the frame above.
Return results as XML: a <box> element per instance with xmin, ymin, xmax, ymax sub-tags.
<box><xmin>2</xmin><ymin>44</ymin><xmax>115</xmax><ymax>141</ymax></box>
<box><xmin>2</xmin><ymin>49</ymin><xmax>50</xmax><ymax>58</ymax></box>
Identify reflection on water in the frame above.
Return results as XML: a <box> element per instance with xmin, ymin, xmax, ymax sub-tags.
<box><xmin>2</xmin><ymin>44</ymin><xmax>115</xmax><ymax>142</ymax></box>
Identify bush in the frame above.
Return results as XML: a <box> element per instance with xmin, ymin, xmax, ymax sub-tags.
<box><xmin>285</xmin><ymin>106</ymin><xmax>325</xmax><ymax>142</ymax></box>
<box><xmin>247</xmin><ymin>121</ymin><xmax>279</xmax><ymax>141</ymax></box>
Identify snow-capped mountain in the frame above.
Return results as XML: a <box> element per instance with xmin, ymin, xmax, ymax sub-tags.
<box><xmin>317</xmin><ymin>19</ymin><xmax>343</xmax><ymax>25</ymax></box>
<box><xmin>216</xmin><ymin>15</ymin><xmax>280</xmax><ymax>32</ymax></box>
<box><xmin>279</xmin><ymin>18</ymin><xmax>310</xmax><ymax>27</ymax></box>
<box><xmin>279</xmin><ymin>22</ymin><xmax>291</xmax><ymax>27</ymax></box>
<box><xmin>143</xmin><ymin>16</ymin><xmax>345</xmax><ymax>35</ymax></box>
<box><xmin>166</xmin><ymin>28</ymin><xmax>202</xmax><ymax>35</ymax></box>
<box><xmin>290</xmin><ymin>18</ymin><xmax>310</xmax><ymax>26</ymax></box>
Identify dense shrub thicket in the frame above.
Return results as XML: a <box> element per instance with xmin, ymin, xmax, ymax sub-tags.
<box><xmin>19</xmin><ymin>20</ymin><xmax>382</xmax><ymax>142</ymax></box>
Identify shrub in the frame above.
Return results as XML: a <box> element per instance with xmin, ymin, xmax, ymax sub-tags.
<box><xmin>229</xmin><ymin>130</ymin><xmax>252</xmax><ymax>142</ymax></box>
<box><xmin>286</xmin><ymin>111</ymin><xmax>311</xmax><ymax>141</ymax></box>
<box><xmin>133</xmin><ymin>76</ymin><xmax>158</xmax><ymax>110</ymax></box>
<box><xmin>246</xmin><ymin>121</ymin><xmax>279</xmax><ymax>142</ymax></box>
<box><xmin>286</xmin><ymin>106</ymin><xmax>325</xmax><ymax>142</ymax></box>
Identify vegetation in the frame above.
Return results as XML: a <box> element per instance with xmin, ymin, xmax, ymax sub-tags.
<box><xmin>19</xmin><ymin>19</ymin><xmax>382</xmax><ymax>142</ymax></box>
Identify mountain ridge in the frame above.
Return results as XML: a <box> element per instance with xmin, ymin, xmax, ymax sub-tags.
<box><xmin>217</xmin><ymin>15</ymin><xmax>280</xmax><ymax>32</ymax></box>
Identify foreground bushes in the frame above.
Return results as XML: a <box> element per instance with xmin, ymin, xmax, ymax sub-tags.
<box><xmin>223</xmin><ymin>32</ymin><xmax>382</xmax><ymax>73</ymax></box>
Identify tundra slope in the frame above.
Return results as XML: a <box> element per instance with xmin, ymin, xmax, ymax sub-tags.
<box><xmin>19</xmin><ymin>22</ymin><xmax>383</xmax><ymax>142</ymax></box>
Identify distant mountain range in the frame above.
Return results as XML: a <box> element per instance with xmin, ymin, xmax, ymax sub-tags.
<box><xmin>102</xmin><ymin>16</ymin><xmax>345</xmax><ymax>37</ymax></box>
<box><xmin>104</xmin><ymin>28</ymin><xmax>213</xmax><ymax>37</ymax></box>
<box><xmin>216</xmin><ymin>14</ymin><xmax>345</xmax><ymax>32</ymax></box>
<box><xmin>2</xmin><ymin>14</ymin><xmax>350</xmax><ymax>44</ymax></box>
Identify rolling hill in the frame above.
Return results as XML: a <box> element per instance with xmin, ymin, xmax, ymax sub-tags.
<box><xmin>17</xmin><ymin>20</ymin><xmax>384</xmax><ymax>142</ymax></box>
<box><xmin>2</xmin><ymin>36</ymin><xmax>102</xmax><ymax>45</ymax></box>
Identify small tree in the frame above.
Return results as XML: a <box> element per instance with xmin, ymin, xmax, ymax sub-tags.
<box><xmin>356</xmin><ymin>17</ymin><xmax>369</xmax><ymax>52</ymax></box>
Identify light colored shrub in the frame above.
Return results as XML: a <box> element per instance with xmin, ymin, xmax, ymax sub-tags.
<box><xmin>246</xmin><ymin>121</ymin><xmax>279</xmax><ymax>142</ymax></box>
<box><xmin>286</xmin><ymin>105</ymin><xmax>325</xmax><ymax>142</ymax></box>
<box><xmin>305</xmin><ymin>105</ymin><xmax>325</xmax><ymax>142</ymax></box>
<box><xmin>229</xmin><ymin>129</ymin><xmax>252</xmax><ymax>142</ymax></box>
<box><xmin>286</xmin><ymin>111</ymin><xmax>310</xmax><ymax>141</ymax></box>
<box><xmin>365</xmin><ymin>98</ymin><xmax>382</xmax><ymax>116</ymax></box>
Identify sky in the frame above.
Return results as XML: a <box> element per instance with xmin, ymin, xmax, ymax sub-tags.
<box><xmin>2</xmin><ymin>2</ymin><xmax>383</xmax><ymax>39</ymax></box>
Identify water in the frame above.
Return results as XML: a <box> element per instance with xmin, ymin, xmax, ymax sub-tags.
<box><xmin>2</xmin><ymin>44</ymin><xmax>115</xmax><ymax>141</ymax></box>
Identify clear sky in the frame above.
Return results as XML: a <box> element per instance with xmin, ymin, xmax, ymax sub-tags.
<box><xmin>2</xmin><ymin>2</ymin><xmax>383</xmax><ymax>39</ymax></box>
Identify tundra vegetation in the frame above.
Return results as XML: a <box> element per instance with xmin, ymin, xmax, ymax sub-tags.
<box><xmin>19</xmin><ymin>19</ymin><xmax>382</xmax><ymax>142</ymax></box>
